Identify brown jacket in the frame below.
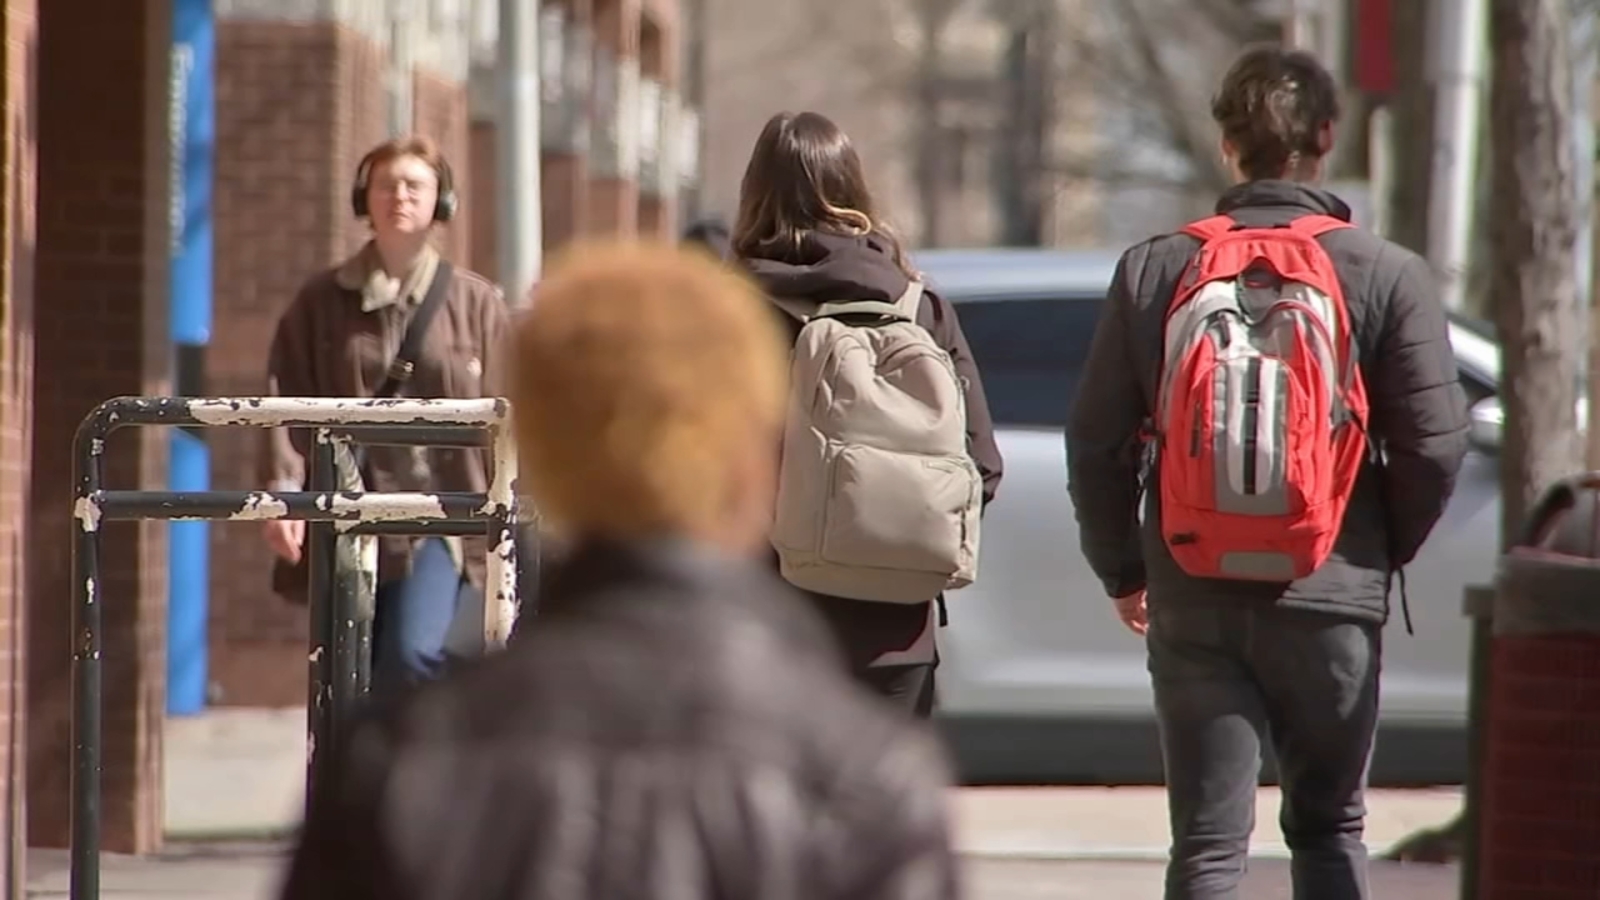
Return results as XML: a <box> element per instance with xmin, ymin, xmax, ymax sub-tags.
<box><xmin>280</xmin><ymin>537</ymin><xmax>962</xmax><ymax>900</ymax></box>
<box><xmin>263</xmin><ymin>243</ymin><xmax>511</xmax><ymax>585</ymax></box>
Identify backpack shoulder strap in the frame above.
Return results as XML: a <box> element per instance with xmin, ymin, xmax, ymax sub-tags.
<box><xmin>891</xmin><ymin>280</ymin><xmax>926</xmax><ymax>318</ymax></box>
<box><xmin>1181</xmin><ymin>214</ymin><xmax>1236</xmax><ymax>243</ymax></box>
<box><xmin>773</xmin><ymin>282</ymin><xmax>924</xmax><ymax>325</ymax></box>
<box><xmin>771</xmin><ymin>297</ymin><xmax>814</xmax><ymax>323</ymax></box>
<box><xmin>773</xmin><ymin>297</ymin><xmax>906</xmax><ymax>322</ymax></box>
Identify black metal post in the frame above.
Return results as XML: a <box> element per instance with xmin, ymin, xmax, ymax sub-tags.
<box><xmin>328</xmin><ymin>442</ymin><xmax>365</xmax><ymax>733</ymax></box>
<box><xmin>305</xmin><ymin>433</ymin><xmax>337</xmax><ymax>806</ymax></box>
<box><xmin>69</xmin><ymin>410</ymin><xmax>111</xmax><ymax>900</ymax></box>
<box><xmin>514</xmin><ymin>525</ymin><xmax>540</xmax><ymax>624</ymax></box>
<box><xmin>356</xmin><ymin>619</ymin><xmax>374</xmax><ymax>695</ymax></box>
<box><xmin>91</xmin><ymin>489</ymin><xmax>495</xmax><ymax>521</ymax></box>
<box><xmin>330</xmin><ymin>535</ymin><xmax>363</xmax><ymax>735</ymax></box>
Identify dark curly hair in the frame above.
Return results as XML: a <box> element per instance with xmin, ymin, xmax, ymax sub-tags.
<box><xmin>1211</xmin><ymin>46</ymin><xmax>1340</xmax><ymax>181</ymax></box>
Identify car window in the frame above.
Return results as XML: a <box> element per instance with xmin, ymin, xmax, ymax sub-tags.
<box><xmin>953</xmin><ymin>294</ymin><xmax>1101</xmax><ymax>429</ymax></box>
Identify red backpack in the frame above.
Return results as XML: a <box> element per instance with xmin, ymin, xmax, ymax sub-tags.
<box><xmin>1152</xmin><ymin>213</ymin><xmax>1369</xmax><ymax>582</ymax></box>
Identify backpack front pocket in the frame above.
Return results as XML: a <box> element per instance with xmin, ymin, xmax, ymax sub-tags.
<box><xmin>819</xmin><ymin>442</ymin><xmax>978</xmax><ymax>576</ymax></box>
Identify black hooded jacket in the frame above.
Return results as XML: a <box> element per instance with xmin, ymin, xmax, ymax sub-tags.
<box><xmin>742</xmin><ymin>231</ymin><xmax>1004</xmax><ymax>668</ymax></box>
<box><xmin>1066</xmin><ymin>181</ymin><xmax>1469</xmax><ymax>622</ymax></box>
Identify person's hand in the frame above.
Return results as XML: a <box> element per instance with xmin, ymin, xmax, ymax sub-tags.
<box><xmin>264</xmin><ymin>519</ymin><xmax>306</xmax><ymax>564</ymax></box>
<box><xmin>1114</xmin><ymin>589</ymin><xmax>1148</xmax><ymax>636</ymax></box>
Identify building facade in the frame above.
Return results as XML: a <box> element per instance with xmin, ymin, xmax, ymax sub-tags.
<box><xmin>206</xmin><ymin>0</ymin><xmax>687</xmax><ymax>714</ymax></box>
<box><xmin>696</xmin><ymin>0</ymin><xmax>1104</xmax><ymax>250</ymax></box>
<box><xmin>0</xmin><ymin>0</ymin><xmax>683</xmax><ymax>885</ymax></box>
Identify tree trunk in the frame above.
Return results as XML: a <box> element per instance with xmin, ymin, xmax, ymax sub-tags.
<box><xmin>1490</xmin><ymin>0</ymin><xmax>1583</xmax><ymax>548</ymax></box>
<box><xmin>1390</xmin><ymin>3</ymin><xmax>1584</xmax><ymax>866</ymax></box>
<box><xmin>996</xmin><ymin>0</ymin><xmax>1055</xmax><ymax>246</ymax></box>
<box><xmin>1386</xmin><ymin>0</ymin><xmax>1435</xmax><ymax>255</ymax></box>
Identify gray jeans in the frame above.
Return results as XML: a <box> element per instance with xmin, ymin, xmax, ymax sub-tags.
<box><xmin>1146</xmin><ymin>603</ymin><xmax>1381</xmax><ymax>900</ymax></box>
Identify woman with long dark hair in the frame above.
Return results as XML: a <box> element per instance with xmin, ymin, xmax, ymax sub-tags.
<box><xmin>733</xmin><ymin>111</ymin><xmax>1003</xmax><ymax>717</ymax></box>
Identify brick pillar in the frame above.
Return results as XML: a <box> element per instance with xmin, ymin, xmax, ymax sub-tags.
<box><xmin>587</xmin><ymin>0</ymin><xmax>640</xmax><ymax>234</ymax></box>
<box><xmin>208</xmin><ymin>6</ymin><xmax>391</xmax><ymax>707</ymax></box>
<box><xmin>1480</xmin><ymin>498</ymin><xmax>1600</xmax><ymax>898</ymax></box>
<box><xmin>467</xmin><ymin>0</ymin><xmax>594</xmax><ymax>271</ymax></box>
<box><xmin>415</xmin><ymin>67</ymin><xmax>472</xmax><ymax>266</ymax></box>
<box><xmin>468</xmin><ymin>118</ymin><xmax>496</xmax><ymax>276</ymax></box>
<box><xmin>465</xmin><ymin>63</ymin><xmax>500</xmax><ymax>277</ymax></box>
<box><xmin>0</xmin><ymin>0</ymin><xmax>37</xmax><ymax>887</ymax></box>
<box><xmin>636</xmin><ymin>6</ymin><xmax>677</xmax><ymax>241</ymax></box>
<box><xmin>544</xmin><ymin>0</ymin><xmax>591</xmax><ymax>252</ymax></box>
<box><xmin>30</xmin><ymin>0</ymin><xmax>170</xmax><ymax>854</ymax></box>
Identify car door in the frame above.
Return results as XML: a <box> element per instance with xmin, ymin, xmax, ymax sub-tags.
<box><xmin>936</xmin><ymin>292</ymin><xmax>1157</xmax><ymax>718</ymax></box>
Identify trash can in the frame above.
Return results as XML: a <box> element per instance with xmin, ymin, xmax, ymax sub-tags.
<box><xmin>1480</xmin><ymin>473</ymin><xmax>1600</xmax><ymax>897</ymax></box>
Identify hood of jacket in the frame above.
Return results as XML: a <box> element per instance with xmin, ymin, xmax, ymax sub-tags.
<box><xmin>1214</xmin><ymin>179</ymin><xmax>1353</xmax><ymax>222</ymax></box>
<box><xmin>740</xmin><ymin>231</ymin><xmax>911</xmax><ymax>304</ymax></box>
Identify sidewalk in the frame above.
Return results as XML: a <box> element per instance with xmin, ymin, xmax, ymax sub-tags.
<box><xmin>26</xmin><ymin>708</ymin><xmax>1465</xmax><ymax>898</ymax></box>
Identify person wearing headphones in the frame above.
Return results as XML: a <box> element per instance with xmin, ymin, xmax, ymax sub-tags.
<box><xmin>261</xmin><ymin>134</ymin><xmax>510</xmax><ymax>693</ymax></box>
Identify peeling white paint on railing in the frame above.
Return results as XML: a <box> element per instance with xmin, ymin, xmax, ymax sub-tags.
<box><xmin>327</xmin><ymin>492</ymin><xmax>451</xmax><ymax>520</ymax></box>
<box><xmin>75</xmin><ymin>396</ymin><xmax>525</xmax><ymax>654</ymax></box>
<box><xmin>180</xmin><ymin>396</ymin><xmax>507</xmax><ymax>427</ymax></box>
<box><xmin>73</xmin><ymin>496</ymin><xmax>101</xmax><ymax>533</ymax></box>
<box><xmin>236</xmin><ymin>493</ymin><xmax>290</xmax><ymax>520</ymax></box>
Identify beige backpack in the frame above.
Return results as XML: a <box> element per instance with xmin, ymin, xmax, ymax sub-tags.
<box><xmin>770</xmin><ymin>281</ymin><xmax>982</xmax><ymax>604</ymax></box>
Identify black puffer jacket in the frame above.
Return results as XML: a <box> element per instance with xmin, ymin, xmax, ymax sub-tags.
<box><xmin>1067</xmin><ymin>181</ymin><xmax>1469</xmax><ymax>622</ymax></box>
<box><xmin>742</xmin><ymin>232</ymin><xmax>1004</xmax><ymax>669</ymax></box>
<box><xmin>281</xmin><ymin>538</ymin><xmax>960</xmax><ymax>900</ymax></box>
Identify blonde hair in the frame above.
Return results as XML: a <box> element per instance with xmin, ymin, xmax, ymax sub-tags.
<box><xmin>508</xmin><ymin>240</ymin><xmax>788</xmax><ymax>540</ymax></box>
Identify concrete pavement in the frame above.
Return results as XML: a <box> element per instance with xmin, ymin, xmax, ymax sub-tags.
<box><xmin>27</xmin><ymin>708</ymin><xmax>1464</xmax><ymax>898</ymax></box>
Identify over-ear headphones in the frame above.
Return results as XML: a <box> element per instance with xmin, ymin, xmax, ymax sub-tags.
<box><xmin>350</xmin><ymin>147</ymin><xmax>459</xmax><ymax>223</ymax></box>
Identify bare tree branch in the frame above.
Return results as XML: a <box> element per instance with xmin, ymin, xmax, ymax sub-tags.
<box><xmin>1110</xmin><ymin>0</ymin><xmax>1235</xmax><ymax>194</ymax></box>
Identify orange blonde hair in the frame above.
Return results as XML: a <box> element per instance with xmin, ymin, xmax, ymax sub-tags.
<box><xmin>508</xmin><ymin>240</ymin><xmax>787</xmax><ymax>540</ymax></box>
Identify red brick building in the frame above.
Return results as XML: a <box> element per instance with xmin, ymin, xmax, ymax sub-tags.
<box><xmin>0</xmin><ymin>0</ymin><xmax>681</xmax><ymax>885</ymax></box>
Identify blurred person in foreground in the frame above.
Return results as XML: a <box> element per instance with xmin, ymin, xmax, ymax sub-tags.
<box><xmin>279</xmin><ymin>241</ymin><xmax>962</xmax><ymax>900</ymax></box>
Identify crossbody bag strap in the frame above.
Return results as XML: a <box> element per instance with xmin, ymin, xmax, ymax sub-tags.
<box><xmin>374</xmin><ymin>260</ymin><xmax>455</xmax><ymax>400</ymax></box>
<box><xmin>350</xmin><ymin>261</ymin><xmax>455</xmax><ymax>480</ymax></box>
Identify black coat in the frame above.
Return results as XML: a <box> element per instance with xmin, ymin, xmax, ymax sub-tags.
<box><xmin>281</xmin><ymin>537</ymin><xmax>961</xmax><ymax>900</ymax></box>
<box><xmin>1067</xmin><ymin>180</ymin><xmax>1470</xmax><ymax>622</ymax></box>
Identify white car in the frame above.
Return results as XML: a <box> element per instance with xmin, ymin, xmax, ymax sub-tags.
<box><xmin>919</xmin><ymin>247</ymin><xmax>1504</xmax><ymax>786</ymax></box>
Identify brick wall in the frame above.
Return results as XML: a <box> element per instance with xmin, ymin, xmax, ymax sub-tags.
<box><xmin>208</xmin><ymin>20</ymin><xmax>349</xmax><ymax>708</ymax></box>
<box><xmin>1</xmin><ymin>0</ymin><xmax>36</xmax><ymax>887</ymax></box>
<box><xmin>469</xmin><ymin>126</ymin><xmax>595</xmax><ymax>268</ymax></box>
<box><xmin>208</xmin><ymin>20</ymin><xmax>389</xmax><ymax>707</ymax></box>
<box><xmin>30</xmin><ymin>0</ymin><xmax>166</xmax><ymax>853</ymax></box>
<box><xmin>208</xmin><ymin>21</ymin><xmax>476</xmax><ymax>707</ymax></box>
<box><xmin>468</xmin><ymin>121</ymin><xmax>496</xmax><ymax>276</ymax></box>
<box><xmin>414</xmin><ymin>68</ymin><xmax>470</xmax><ymax>267</ymax></box>
<box><xmin>1480</xmin><ymin>633</ymin><xmax>1600</xmax><ymax>897</ymax></box>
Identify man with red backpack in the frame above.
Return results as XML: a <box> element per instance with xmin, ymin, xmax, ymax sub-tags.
<box><xmin>1067</xmin><ymin>47</ymin><xmax>1469</xmax><ymax>900</ymax></box>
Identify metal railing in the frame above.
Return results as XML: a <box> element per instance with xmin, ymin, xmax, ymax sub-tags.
<box><xmin>69</xmin><ymin>397</ymin><xmax>522</xmax><ymax>900</ymax></box>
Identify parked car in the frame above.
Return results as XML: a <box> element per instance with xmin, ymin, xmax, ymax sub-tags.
<box><xmin>918</xmin><ymin>247</ymin><xmax>1503</xmax><ymax>787</ymax></box>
